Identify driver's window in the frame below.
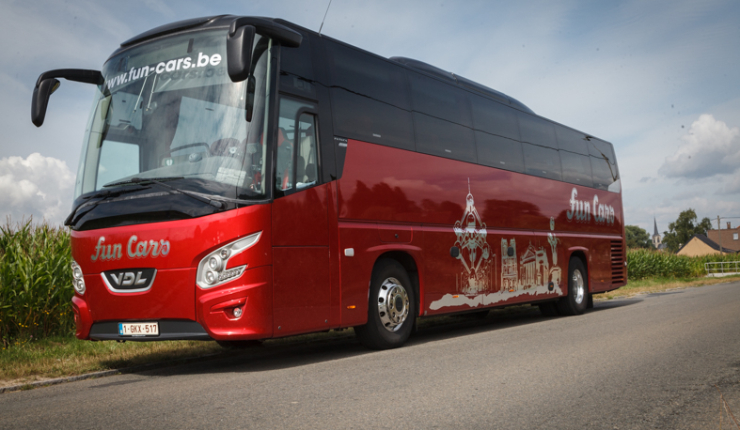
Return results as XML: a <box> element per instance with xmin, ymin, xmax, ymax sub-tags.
<box><xmin>296</xmin><ymin>114</ymin><xmax>318</xmax><ymax>188</ymax></box>
<box><xmin>276</xmin><ymin>97</ymin><xmax>319</xmax><ymax>192</ymax></box>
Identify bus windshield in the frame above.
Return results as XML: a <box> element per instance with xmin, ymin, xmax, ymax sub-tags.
<box><xmin>75</xmin><ymin>29</ymin><xmax>272</xmax><ymax>202</ymax></box>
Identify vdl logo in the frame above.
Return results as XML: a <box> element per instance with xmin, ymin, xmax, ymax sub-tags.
<box><xmin>102</xmin><ymin>268</ymin><xmax>157</xmax><ymax>293</ymax></box>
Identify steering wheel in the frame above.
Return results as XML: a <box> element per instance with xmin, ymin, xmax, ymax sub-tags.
<box><xmin>168</xmin><ymin>142</ymin><xmax>212</xmax><ymax>157</ymax></box>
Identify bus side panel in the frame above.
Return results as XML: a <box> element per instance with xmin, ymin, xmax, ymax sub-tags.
<box><xmin>587</xmin><ymin>238</ymin><xmax>612</xmax><ymax>292</ymax></box>
<box><xmin>273</xmin><ymin>247</ymin><xmax>331</xmax><ymax>336</ymax></box>
<box><xmin>338</xmin><ymin>222</ymin><xmax>377</xmax><ymax>327</ymax></box>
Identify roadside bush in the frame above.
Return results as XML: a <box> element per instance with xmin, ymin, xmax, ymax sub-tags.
<box><xmin>0</xmin><ymin>219</ymin><xmax>74</xmax><ymax>348</ymax></box>
<box><xmin>627</xmin><ymin>248</ymin><xmax>739</xmax><ymax>280</ymax></box>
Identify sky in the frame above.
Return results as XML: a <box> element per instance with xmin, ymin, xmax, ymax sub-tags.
<box><xmin>1</xmin><ymin>0</ymin><xmax>739</xmax><ymax>235</ymax></box>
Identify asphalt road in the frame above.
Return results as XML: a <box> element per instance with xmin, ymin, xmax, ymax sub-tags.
<box><xmin>2</xmin><ymin>281</ymin><xmax>740</xmax><ymax>429</ymax></box>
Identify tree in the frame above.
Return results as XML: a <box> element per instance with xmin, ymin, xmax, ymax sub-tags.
<box><xmin>662</xmin><ymin>209</ymin><xmax>713</xmax><ymax>253</ymax></box>
<box><xmin>625</xmin><ymin>225</ymin><xmax>653</xmax><ymax>249</ymax></box>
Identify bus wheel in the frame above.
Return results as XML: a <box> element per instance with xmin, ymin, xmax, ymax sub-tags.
<box><xmin>355</xmin><ymin>259</ymin><xmax>416</xmax><ymax>350</ymax></box>
<box><xmin>556</xmin><ymin>257</ymin><xmax>588</xmax><ymax>316</ymax></box>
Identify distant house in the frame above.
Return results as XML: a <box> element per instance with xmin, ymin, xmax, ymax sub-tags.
<box><xmin>677</xmin><ymin>234</ymin><xmax>738</xmax><ymax>257</ymax></box>
<box><xmin>707</xmin><ymin>222</ymin><xmax>740</xmax><ymax>252</ymax></box>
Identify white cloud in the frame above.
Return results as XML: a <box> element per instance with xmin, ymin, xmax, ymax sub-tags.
<box><xmin>658</xmin><ymin>114</ymin><xmax>740</xmax><ymax>179</ymax></box>
<box><xmin>721</xmin><ymin>173</ymin><xmax>740</xmax><ymax>195</ymax></box>
<box><xmin>0</xmin><ymin>153</ymin><xmax>75</xmax><ymax>225</ymax></box>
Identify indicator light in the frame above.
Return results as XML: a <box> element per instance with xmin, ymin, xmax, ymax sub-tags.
<box><xmin>208</xmin><ymin>255</ymin><xmax>222</xmax><ymax>271</ymax></box>
<box><xmin>71</xmin><ymin>260</ymin><xmax>86</xmax><ymax>295</ymax></box>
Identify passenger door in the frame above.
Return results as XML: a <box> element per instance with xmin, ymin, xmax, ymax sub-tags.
<box><xmin>271</xmin><ymin>96</ymin><xmax>332</xmax><ymax>336</ymax></box>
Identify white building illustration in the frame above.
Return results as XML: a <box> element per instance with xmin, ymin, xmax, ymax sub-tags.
<box><xmin>432</xmin><ymin>194</ymin><xmax>565</xmax><ymax>310</ymax></box>
<box><xmin>453</xmin><ymin>181</ymin><xmax>492</xmax><ymax>295</ymax></box>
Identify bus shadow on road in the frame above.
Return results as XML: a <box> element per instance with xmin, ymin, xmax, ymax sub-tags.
<box><xmin>127</xmin><ymin>299</ymin><xmax>642</xmax><ymax>379</ymax></box>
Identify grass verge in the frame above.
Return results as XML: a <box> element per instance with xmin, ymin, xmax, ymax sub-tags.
<box><xmin>595</xmin><ymin>274</ymin><xmax>740</xmax><ymax>301</ymax></box>
<box><xmin>0</xmin><ymin>337</ymin><xmax>223</xmax><ymax>388</ymax></box>
<box><xmin>3</xmin><ymin>275</ymin><xmax>739</xmax><ymax>389</ymax></box>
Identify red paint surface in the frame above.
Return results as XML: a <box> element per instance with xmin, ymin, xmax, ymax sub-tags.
<box><xmin>71</xmin><ymin>205</ymin><xmax>272</xmax><ymax>340</ymax></box>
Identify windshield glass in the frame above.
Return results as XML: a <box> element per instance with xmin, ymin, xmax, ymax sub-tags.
<box><xmin>75</xmin><ymin>29</ymin><xmax>272</xmax><ymax>201</ymax></box>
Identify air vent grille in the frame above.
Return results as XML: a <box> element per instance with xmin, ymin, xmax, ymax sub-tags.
<box><xmin>611</xmin><ymin>240</ymin><xmax>626</xmax><ymax>284</ymax></box>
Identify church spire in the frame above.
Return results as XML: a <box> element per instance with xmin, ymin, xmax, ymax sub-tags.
<box><xmin>653</xmin><ymin>217</ymin><xmax>659</xmax><ymax>237</ymax></box>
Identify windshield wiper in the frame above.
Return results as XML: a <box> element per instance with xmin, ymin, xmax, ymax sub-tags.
<box><xmin>103</xmin><ymin>176</ymin><xmax>184</xmax><ymax>188</ymax></box>
<box><xmin>104</xmin><ymin>176</ymin><xmax>223</xmax><ymax>209</ymax></box>
<box><xmin>64</xmin><ymin>188</ymin><xmax>143</xmax><ymax>226</ymax></box>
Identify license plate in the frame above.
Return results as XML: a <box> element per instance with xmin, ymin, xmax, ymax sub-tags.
<box><xmin>118</xmin><ymin>322</ymin><xmax>159</xmax><ymax>337</ymax></box>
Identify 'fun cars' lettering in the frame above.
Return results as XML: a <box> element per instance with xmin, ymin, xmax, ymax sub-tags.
<box><xmin>127</xmin><ymin>235</ymin><xmax>170</xmax><ymax>258</ymax></box>
<box><xmin>91</xmin><ymin>236</ymin><xmax>170</xmax><ymax>261</ymax></box>
<box><xmin>566</xmin><ymin>188</ymin><xmax>615</xmax><ymax>225</ymax></box>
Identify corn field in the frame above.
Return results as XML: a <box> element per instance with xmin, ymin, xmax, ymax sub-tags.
<box><xmin>626</xmin><ymin>248</ymin><xmax>739</xmax><ymax>280</ymax></box>
<box><xmin>0</xmin><ymin>220</ymin><xmax>74</xmax><ymax>348</ymax></box>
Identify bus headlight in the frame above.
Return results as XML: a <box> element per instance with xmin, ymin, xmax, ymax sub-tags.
<box><xmin>196</xmin><ymin>232</ymin><xmax>261</xmax><ymax>289</ymax></box>
<box><xmin>71</xmin><ymin>260</ymin><xmax>86</xmax><ymax>295</ymax></box>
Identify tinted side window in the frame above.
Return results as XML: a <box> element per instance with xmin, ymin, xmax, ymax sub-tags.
<box><xmin>589</xmin><ymin>139</ymin><xmax>619</xmax><ymax>190</ymax></box>
<box><xmin>523</xmin><ymin>143</ymin><xmax>561</xmax><ymax>181</ymax></box>
<box><xmin>325</xmin><ymin>41</ymin><xmax>410</xmax><ymax>110</ymax></box>
<box><xmin>408</xmin><ymin>71</ymin><xmax>472</xmax><ymax>127</ymax></box>
<box><xmin>470</xmin><ymin>94</ymin><xmax>520</xmax><ymax>140</ymax></box>
<box><xmin>330</xmin><ymin>89</ymin><xmax>415</xmax><ymax>151</ymax></box>
<box><xmin>475</xmin><ymin>131</ymin><xmax>524</xmax><ymax>173</ymax></box>
<box><xmin>414</xmin><ymin>112</ymin><xmax>476</xmax><ymax>162</ymax></box>
<box><xmin>555</xmin><ymin>126</ymin><xmax>589</xmax><ymax>155</ymax></box>
<box><xmin>518</xmin><ymin>113</ymin><xmax>557</xmax><ymax>149</ymax></box>
<box><xmin>560</xmin><ymin>150</ymin><xmax>593</xmax><ymax>187</ymax></box>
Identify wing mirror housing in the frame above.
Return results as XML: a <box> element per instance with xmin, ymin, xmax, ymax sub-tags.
<box><xmin>31</xmin><ymin>69</ymin><xmax>103</xmax><ymax>127</ymax></box>
<box><xmin>32</xmin><ymin>78</ymin><xmax>60</xmax><ymax>127</ymax></box>
<box><xmin>227</xmin><ymin>25</ymin><xmax>256</xmax><ymax>83</ymax></box>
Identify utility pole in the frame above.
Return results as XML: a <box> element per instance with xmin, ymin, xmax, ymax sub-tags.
<box><xmin>716</xmin><ymin>216</ymin><xmax>740</xmax><ymax>255</ymax></box>
<box><xmin>718</xmin><ymin>216</ymin><xmax>722</xmax><ymax>255</ymax></box>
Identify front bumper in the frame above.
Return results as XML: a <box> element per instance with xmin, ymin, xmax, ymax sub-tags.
<box><xmin>73</xmin><ymin>265</ymin><xmax>273</xmax><ymax>342</ymax></box>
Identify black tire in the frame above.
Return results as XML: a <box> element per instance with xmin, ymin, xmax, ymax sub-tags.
<box><xmin>538</xmin><ymin>302</ymin><xmax>559</xmax><ymax>317</ymax></box>
<box><xmin>216</xmin><ymin>340</ymin><xmax>262</xmax><ymax>349</ymax></box>
<box><xmin>556</xmin><ymin>257</ymin><xmax>589</xmax><ymax>316</ymax></box>
<box><xmin>355</xmin><ymin>259</ymin><xmax>416</xmax><ymax>350</ymax></box>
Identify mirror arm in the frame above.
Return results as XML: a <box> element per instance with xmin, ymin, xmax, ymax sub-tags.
<box><xmin>229</xmin><ymin>17</ymin><xmax>302</xmax><ymax>48</ymax></box>
<box><xmin>35</xmin><ymin>69</ymin><xmax>103</xmax><ymax>87</ymax></box>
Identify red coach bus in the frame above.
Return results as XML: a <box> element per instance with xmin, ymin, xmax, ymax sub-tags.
<box><xmin>32</xmin><ymin>15</ymin><xmax>626</xmax><ymax>349</ymax></box>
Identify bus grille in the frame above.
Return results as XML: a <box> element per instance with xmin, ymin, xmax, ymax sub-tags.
<box><xmin>611</xmin><ymin>240</ymin><xmax>626</xmax><ymax>284</ymax></box>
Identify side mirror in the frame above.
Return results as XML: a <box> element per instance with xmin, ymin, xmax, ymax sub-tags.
<box><xmin>31</xmin><ymin>78</ymin><xmax>60</xmax><ymax>127</ymax></box>
<box><xmin>30</xmin><ymin>69</ymin><xmax>103</xmax><ymax>127</ymax></box>
<box><xmin>227</xmin><ymin>25</ymin><xmax>256</xmax><ymax>83</ymax></box>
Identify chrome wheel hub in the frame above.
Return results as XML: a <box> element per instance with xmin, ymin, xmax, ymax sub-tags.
<box><xmin>377</xmin><ymin>277</ymin><xmax>410</xmax><ymax>332</ymax></box>
<box><xmin>572</xmin><ymin>269</ymin><xmax>585</xmax><ymax>305</ymax></box>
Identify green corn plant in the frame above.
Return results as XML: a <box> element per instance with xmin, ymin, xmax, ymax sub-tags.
<box><xmin>627</xmin><ymin>248</ymin><xmax>738</xmax><ymax>280</ymax></box>
<box><xmin>0</xmin><ymin>218</ymin><xmax>74</xmax><ymax>348</ymax></box>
